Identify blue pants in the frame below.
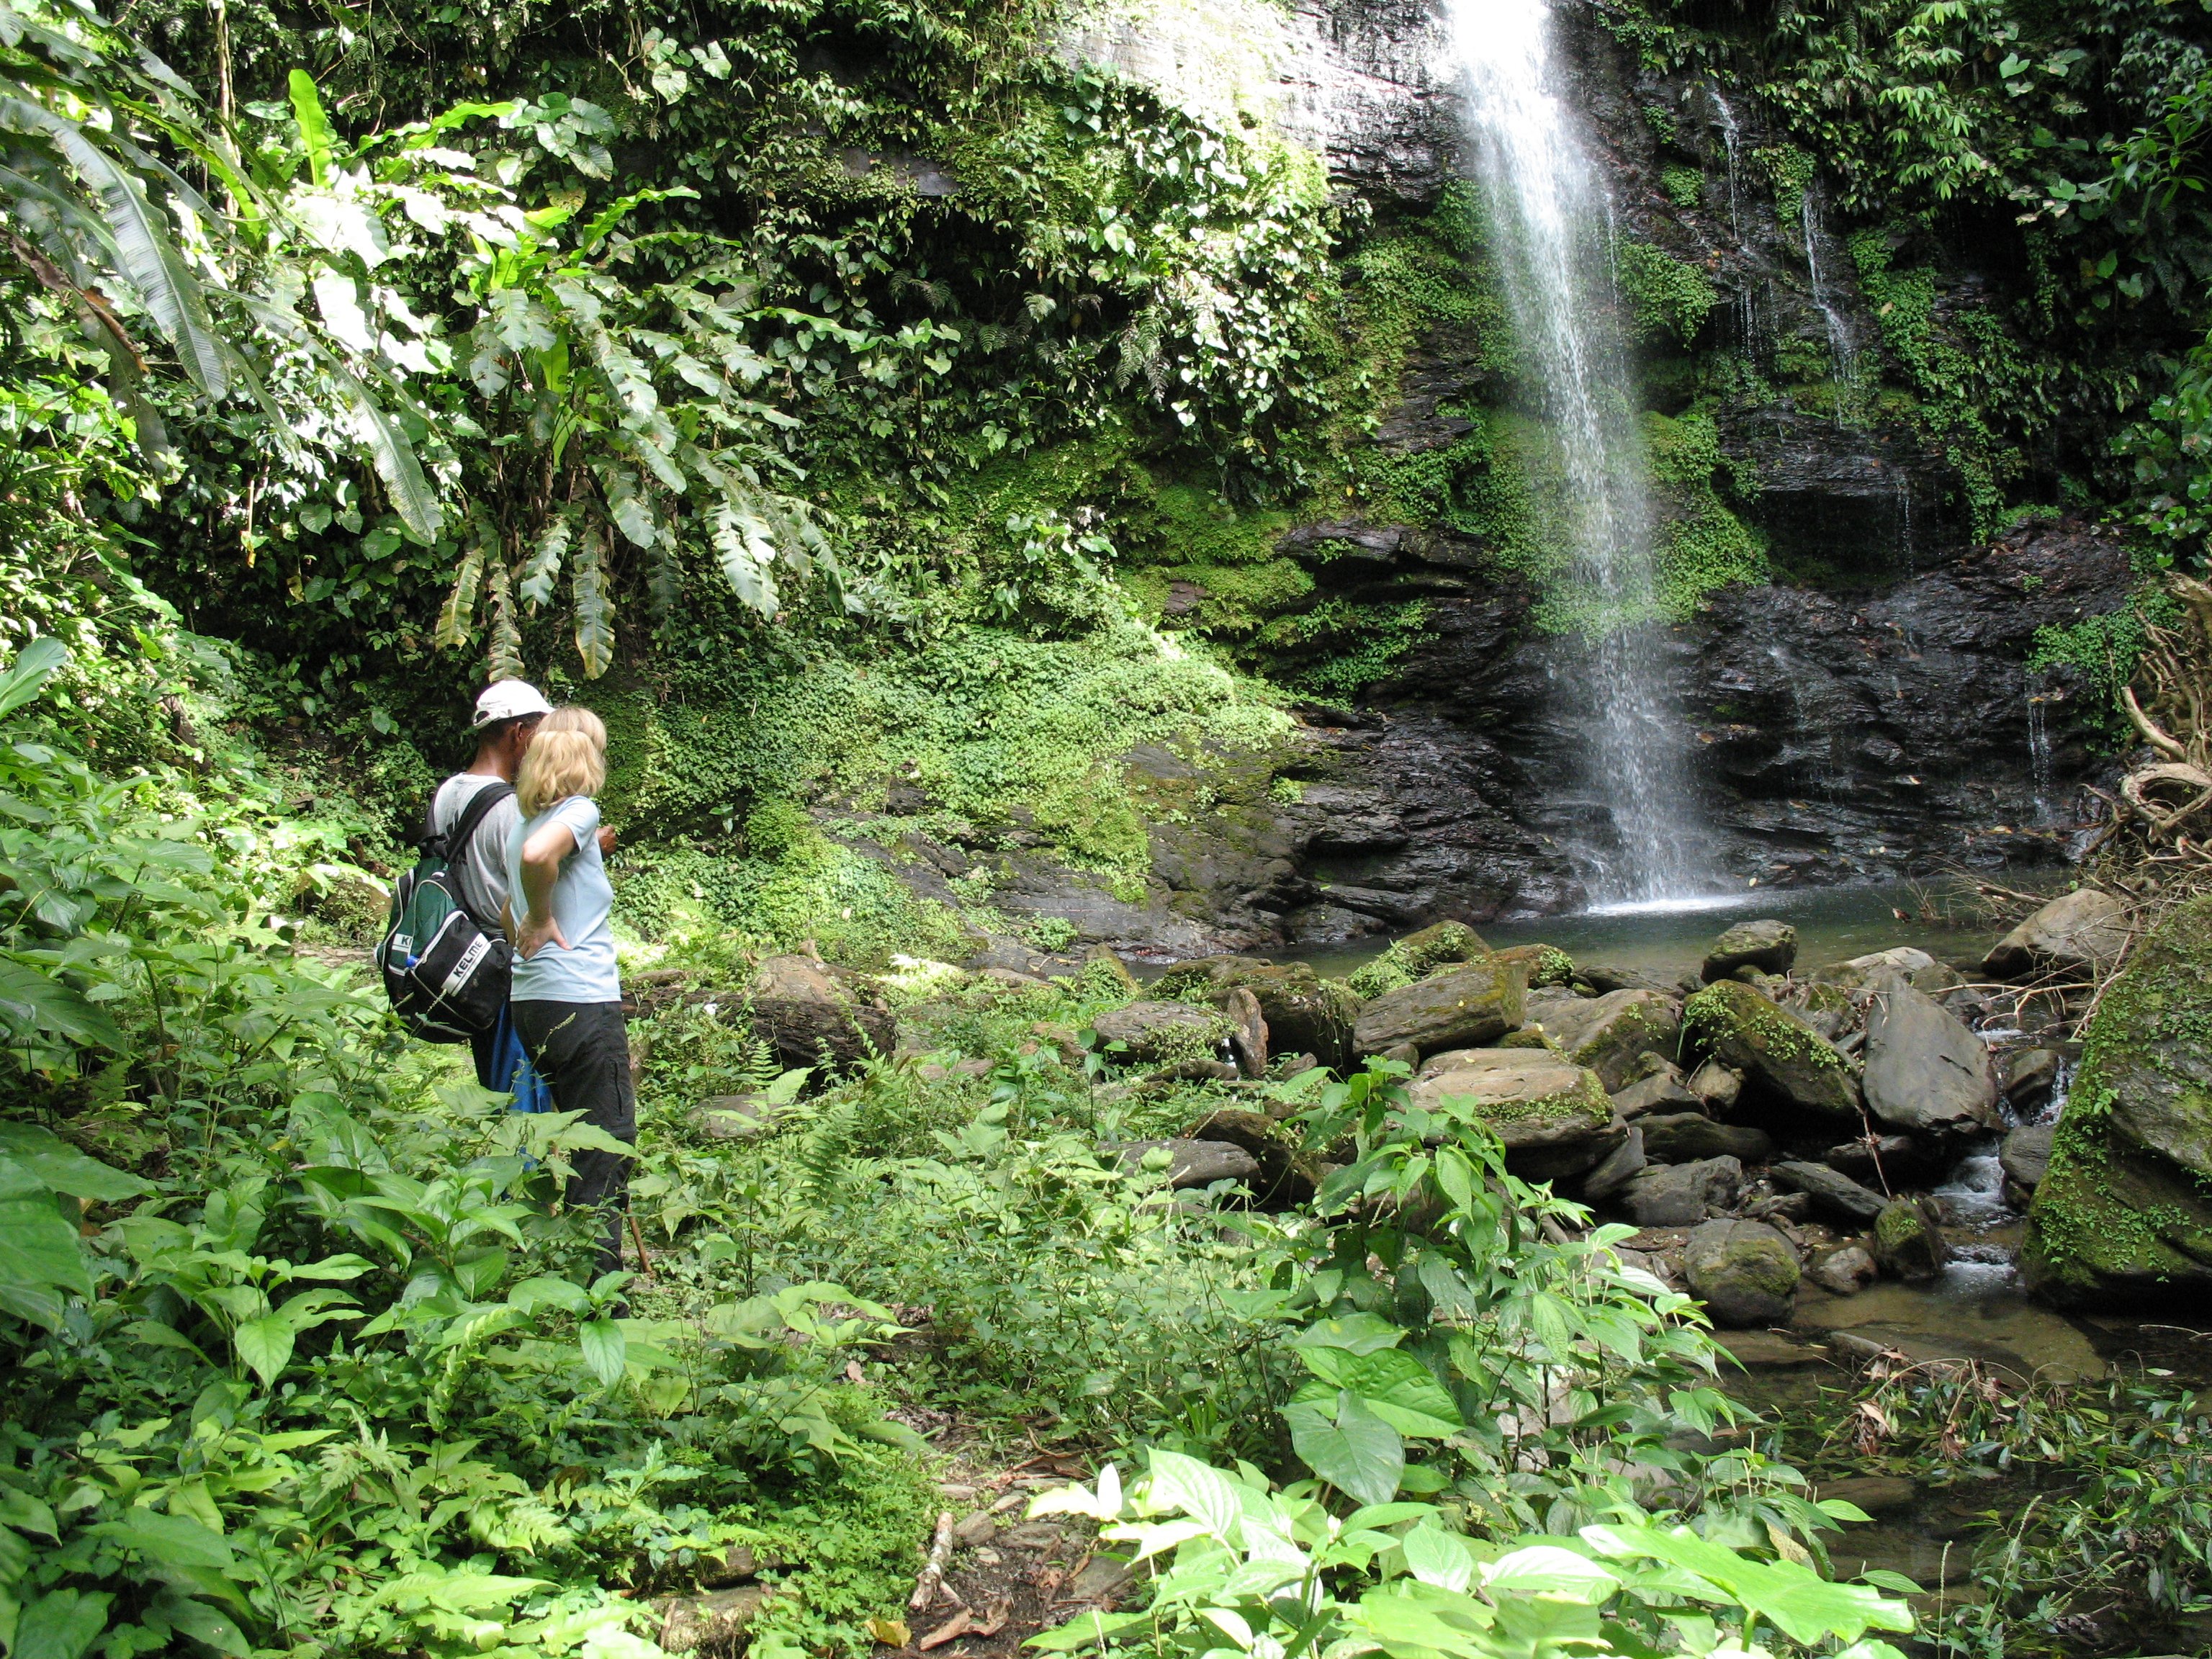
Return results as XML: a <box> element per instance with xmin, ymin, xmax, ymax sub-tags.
<box><xmin>470</xmin><ymin>1004</ymin><xmax>553</xmax><ymax>1112</ymax></box>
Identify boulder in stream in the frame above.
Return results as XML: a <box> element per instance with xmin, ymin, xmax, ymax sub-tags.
<box><xmin>1640</xmin><ymin>1113</ymin><xmax>1775</xmax><ymax>1166</ymax></box>
<box><xmin>2024</xmin><ymin>894</ymin><xmax>2212</xmax><ymax>1305</ymax></box>
<box><xmin>1770</xmin><ymin>1160</ymin><xmax>1889</xmax><ymax>1226</ymax></box>
<box><xmin>1861</xmin><ymin>970</ymin><xmax>2000</xmax><ymax>1138</ymax></box>
<box><xmin>1354</xmin><ymin>957</ymin><xmax>1526</xmax><ymax>1061</ymax></box>
<box><xmin>1622</xmin><ymin>1155</ymin><xmax>1742</xmax><ymax>1227</ymax></box>
<box><xmin>1522</xmin><ymin>988</ymin><xmax>1681</xmax><ymax>1092</ymax></box>
<box><xmin>1997</xmin><ymin>1047</ymin><xmax>2062</xmax><ymax>1115</ymax></box>
<box><xmin>2000</xmin><ymin>1123</ymin><xmax>2055</xmax><ymax>1208</ymax></box>
<box><xmin>1683</xmin><ymin>1219</ymin><xmax>1802</xmax><ymax>1326</ymax></box>
<box><xmin>1701</xmin><ymin>919</ymin><xmax>1799</xmax><ymax>982</ymax></box>
<box><xmin>1807</xmin><ymin>1244</ymin><xmax>1879</xmax><ymax>1295</ymax></box>
<box><xmin>1682</xmin><ymin>980</ymin><xmax>1861</xmax><ymax>1120</ymax></box>
<box><xmin>1408</xmin><ymin>1049</ymin><xmax>1621</xmax><ymax>1180</ymax></box>
<box><xmin>1871</xmin><ymin>1197</ymin><xmax>1949</xmax><ymax>1282</ymax></box>
<box><xmin>1982</xmin><ymin>887</ymin><xmax>2132</xmax><ymax>980</ymax></box>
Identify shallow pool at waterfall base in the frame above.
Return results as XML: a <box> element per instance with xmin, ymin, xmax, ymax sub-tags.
<box><xmin>1289</xmin><ymin>876</ymin><xmax>2042</xmax><ymax>983</ymax></box>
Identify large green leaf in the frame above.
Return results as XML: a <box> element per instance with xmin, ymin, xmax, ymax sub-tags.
<box><xmin>232</xmin><ymin>1313</ymin><xmax>293</xmax><ymax>1386</ymax></box>
<box><xmin>0</xmin><ymin>956</ymin><xmax>127</xmax><ymax>1051</ymax></box>
<box><xmin>10</xmin><ymin>1587</ymin><xmax>112</xmax><ymax>1659</ymax></box>
<box><xmin>332</xmin><ymin>367</ymin><xmax>442</xmax><ymax>543</ymax></box>
<box><xmin>0</xmin><ymin>635</ymin><xmax>67</xmax><ymax>718</ymax></box>
<box><xmin>1287</xmin><ymin>1389</ymin><xmax>1403</xmax><ymax>1506</ymax></box>
<box><xmin>570</xmin><ymin>528</ymin><xmax>614</xmax><ymax>678</ymax></box>
<box><xmin>1584</xmin><ymin>1522</ymin><xmax>1915</xmax><ymax>1644</ymax></box>
<box><xmin>0</xmin><ymin>1123</ymin><xmax>148</xmax><ymax>1201</ymax></box>
<box><xmin>1296</xmin><ymin>1348</ymin><xmax>1463</xmax><ymax>1437</ymax></box>
<box><xmin>287</xmin><ymin>70</ymin><xmax>334</xmax><ymax>189</ymax></box>
<box><xmin>0</xmin><ymin>96</ymin><xmax>229</xmax><ymax>396</ymax></box>
<box><xmin>0</xmin><ymin>1188</ymin><xmax>91</xmax><ymax>1329</ymax></box>
<box><xmin>579</xmin><ymin>1317</ymin><xmax>626</xmax><ymax>1385</ymax></box>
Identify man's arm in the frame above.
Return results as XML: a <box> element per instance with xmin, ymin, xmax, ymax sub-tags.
<box><xmin>515</xmin><ymin>819</ymin><xmax>577</xmax><ymax>959</ymax></box>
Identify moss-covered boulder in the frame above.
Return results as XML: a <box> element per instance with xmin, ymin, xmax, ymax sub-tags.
<box><xmin>1491</xmin><ymin>943</ymin><xmax>1575</xmax><ymax>989</ymax></box>
<box><xmin>1354</xmin><ymin>956</ymin><xmax>1527</xmax><ymax>1061</ymax></box>
<box><xmin>1407</xmin><ymin>1049</ymin><xmax>1621</xmax><ymax>1181</ymax></box>
<box><xmin>1682</xmin><ymin>980</ymin><xmax>1860</xmax><ymax>1120</ymax></box>
<box><xmin>1700</xmin><ymin>919</ymin><xmax>1798</xmax><ymax>983</ymax></box>
<box><xmin>1682</xmin><ymin>1219</ymin><xmax>1801</xmax><ymax>1326</ymax></box>
<box><xmin>1872</xmin><ymin>1197</ymin><xmax>1948</xmax><ymax>1282</ymax></box>
<box><xmin>1346</xmin><ymin>921</ymin><xmax>1487</xmax><ymax>997</ymax></box>
<box><xmin>2023</xmin><ymin>896</ymin><xmax>2212</xmax><ymax>1305</ymax></box>
<box><xmin>1091</xmin><ymin>1000</ymin><xmax>1235</xmax><ymax>1068</ymax></box>
<box><xmin>1152</xmin><ymin>956</ymin><xmax>1359</xmax><ymax>1069</ymax></box>
<box><xmin>1523</xmin><ymin>988</ymin><xmax>1682</xmax><ymax>1093</ymax></box>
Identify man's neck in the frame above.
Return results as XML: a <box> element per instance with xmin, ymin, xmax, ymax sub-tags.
<box><xmin>464</xmin><ymin>745</ymin><xmax>514</xmax><ymax>783</ymax></box>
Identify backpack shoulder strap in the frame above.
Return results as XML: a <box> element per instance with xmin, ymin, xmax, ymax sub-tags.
<box><xmin>426</xmin><ymin>781</ymin><xmax>516</xmax><ymax>861</ymax></box>
<box><xmin>447</xmin><ymin>781</ymin><xmax>516</xmax><ymax>860</ymax></box>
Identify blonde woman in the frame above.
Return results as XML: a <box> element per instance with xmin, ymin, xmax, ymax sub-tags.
<box><xmin>507</xmin><ymin>706</ymin><xmax>632</xmax><ymax>1276</ymax></box>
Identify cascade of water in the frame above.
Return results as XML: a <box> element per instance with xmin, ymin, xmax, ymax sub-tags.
<box><xmin>2026</xmin><ymin>688</ymin><xmax>2056</xmax><ymax>824</ymax></box>
<box><xmin>1709</xmin><ymin>86</ymin><xmax>1743</xmax><ymax>234</ymax></box>
<box><xmin>1799</xmin><ymin>184</ymin><xmax>1859</xmax><ymax>421</ymax></box>
<box><xmin>1446</xmin><ymin>0</ymin><xmax>1709</xmax><ymax>906</ymax></box>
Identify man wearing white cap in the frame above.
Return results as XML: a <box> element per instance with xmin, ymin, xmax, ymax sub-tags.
<box><xmin>432</xmin><ymin>680</ymin><xmax>553</xmax><ymax>1087</ymax></box>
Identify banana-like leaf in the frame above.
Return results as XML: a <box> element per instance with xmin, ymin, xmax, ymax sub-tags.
<box><xmin>0</xmin><ymin>96</ymin><xmax>230</xmax><ymax>397</ymax></box>
<box><xmin>0</xmin><ymin>955</ymin><xmax>127</xmax><ymax>1051</ymax></box>
<box><xmin>435</xmin><ymin>542</ymin><xmax>485</xmax><ymax>648</ymax></box>
<box><xmin>709</xmin><ymin>498</ymin><xmax>779</xmax><ymax>615</ymax></box>
<box><xmin>331</xmin><ymin>367</ymin><xmax>443</xmax><ymax>543</ymax></box>
<box><xmin>571</xmin><ymin>525</ymin><xmax>614</xmax><ymax>678</ymax></box>
<box><xmin>518</xmin><ymin>511</ymin><xmax>572</xmax><ymax>607</ymax></box>
<box><xmin>287</xmin><ymin>69</ymin><xmax>333</xmax><ymax>188</ymax></box>
<box><xmin>485</xmin><ymin>562</ymin><xmax>525</xmax><ymax>682</ymax></box>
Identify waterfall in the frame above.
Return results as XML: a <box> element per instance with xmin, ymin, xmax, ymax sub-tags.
<box><xmin>1799</xmin><ymin>184</ymin><xmax>1860</xmax><ymax>421</ymax></box>
<box><xmin>1446</xmin><ymin>0</ymin><xmax>1709</xmax><ymax>905</ymax></box>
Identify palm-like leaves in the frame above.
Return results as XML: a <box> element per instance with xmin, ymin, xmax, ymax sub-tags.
<box><xmin>0</xmin><ymin>1</ymin><xmax>443</xmax><ymax>541</ymax></box>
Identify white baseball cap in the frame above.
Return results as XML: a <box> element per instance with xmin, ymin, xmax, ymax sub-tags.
<box><xmin>471</xmin><ymin>680</ymin><xmax>555</xmax><ymax>728</ymax></box>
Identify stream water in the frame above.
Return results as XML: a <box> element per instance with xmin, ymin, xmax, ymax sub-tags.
<box><xmin>1447</xmin><ymin>0</ymin><xmax>1710</xmax><ymax>905</ymax></box>
<box><xmin>1293</xmin><ymin>876</ymin><xmax>2212</xmax><ymax>1640</ymax></box>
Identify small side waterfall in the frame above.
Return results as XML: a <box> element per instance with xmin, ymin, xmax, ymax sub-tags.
<box><xmin>1446</xmin><ymin>0</ymin><xmax>1709</xmax><ymax>906</ymax></box>
<box><xmin>1799</xmin><ymin>185</ymin><xmax>1861</xmax><ymax>421</ymax></box>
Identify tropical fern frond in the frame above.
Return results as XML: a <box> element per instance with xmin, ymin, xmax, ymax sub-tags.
<box><xmin>518</xmin><ymin>511</ymin><xmax>572</xmax><ymax>608</ymax></box>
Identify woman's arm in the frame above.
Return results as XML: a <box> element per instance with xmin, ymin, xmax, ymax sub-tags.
<box><xmin>515</xmin><ymin>818</ymin><xmax>577</xmax><ymax>959</ymax></box>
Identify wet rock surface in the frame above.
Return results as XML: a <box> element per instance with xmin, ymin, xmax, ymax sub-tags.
<box><xmin>1683</xmin><ymin>1219</ymin><xmax>1802</xmax><ymax>1326</ymax></box>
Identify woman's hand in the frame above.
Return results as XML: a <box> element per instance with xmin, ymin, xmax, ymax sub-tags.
<box><xmin>518</xmin><ymin>911</ymin><xmax>569</xmax><ymax>960</ymax></box>
<box><xmin>597</xmin><ymin>825</ymin><xmax>617</xmax><ymax>856</ymax></box>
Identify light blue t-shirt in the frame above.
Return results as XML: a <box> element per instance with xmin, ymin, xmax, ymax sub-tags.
<box><xmin>505</xmin><ymin>796</ymin><xmax>621</xmax><ymax>1004</ymax></box>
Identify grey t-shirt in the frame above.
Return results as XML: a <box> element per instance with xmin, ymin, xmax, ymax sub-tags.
<box><xmin>431</xmin><ymin>772</ymin><xmax>521</xmax><ymax>930</ymax></box>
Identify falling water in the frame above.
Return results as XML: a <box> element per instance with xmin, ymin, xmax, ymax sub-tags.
<box><xmin>2026</xmin><ymin>690</ymin><xmax>2056</xmax><ymax>824</ymax></box>
<box><xmin>1447</xmin><ymin>0</ymin><xmax>1708</xmax><ymax>904</ymax></box>
<box><xmin>1799</xmin><ymin>185</ymin><xmax>1861</xmax><ymax>421</ymax></box>
<box><xmin>1709</xmin><ymin>86</ymin><xmax>1743</xmax><ymax>233</ymax></box>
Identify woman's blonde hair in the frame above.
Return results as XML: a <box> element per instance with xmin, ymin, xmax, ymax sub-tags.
<box><xmin>517</xmin><ymin>705</ymin><xmax>608</xmax><ymax>816</ymax></box>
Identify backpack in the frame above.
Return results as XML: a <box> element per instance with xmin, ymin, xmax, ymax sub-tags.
<box><xmin>377</xmin><ymin>783</ymin><xmax>516</xmax><ymax>1043</ymax></box>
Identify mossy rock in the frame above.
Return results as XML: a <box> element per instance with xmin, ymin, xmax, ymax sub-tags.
<box><xmin>1523</xmin><ymin>988</ymin><xmax>1681</xmax><ymax>1093</ymax></box>
<box><xmin>1152</xmin><ymin>956</ymin><xmax>1359</xmax><ymax>1069</ymax></box>
<box><xmin>2023</xmin><ymin>895</ymin><xmax>2212</xmax><ymax>1305</ymax></box>
<box><xmin>1346</xmin><ymin>921</ymin><xmax>1488</xmax><ymax>998</ymax></box>
<box><xmin>1682</xmin><ymin>980</ymin><xmax>1859</xmax><ymax>1120</ymax></box>
<box><xmin>1492</xmin><ymin>943</ymin><xmax>1575</xmax><ymax>989</ymax></box>
<box><xmin>1353</xmin><ymin>956</ymin><xmax>1526</xmax><ymax>1062</ymax></box>
<box><xmin>1407</xmin><ymin>1050</ymin><xmax>1621</xmax><ymax>1181</ymax></box>
<box><xmin>1090</xmin><ymin>1001</ymin><xmax>1235</xmax><ymax>1068</ymax></box>
<box><xmin>1682</xmin><ymin>1219</ymin><xmax>1801</xmax><ymax>1326</ymax></box>
<box><xmin>1871</xmin><ymin>1197</ymin><xmax>1948</xmax><ymax>1282</ymax></box>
